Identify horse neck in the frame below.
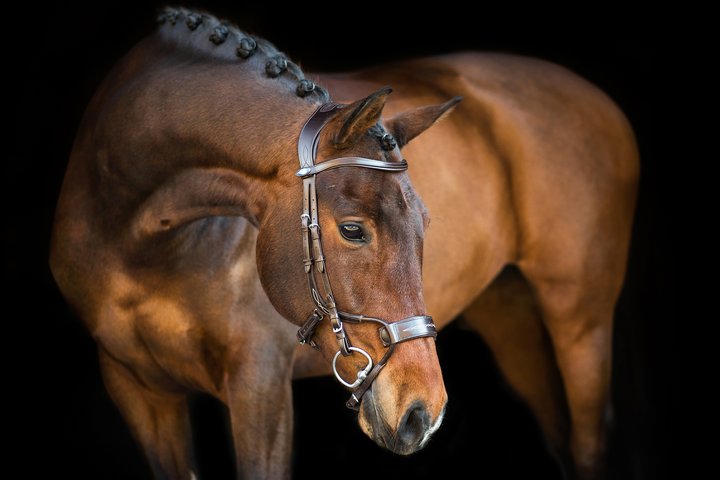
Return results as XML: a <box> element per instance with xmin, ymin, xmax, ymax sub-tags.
<box><xmin>85</xmin><ymin>30</ymin><xmax>325</xmax><ymax>230</ymax></box>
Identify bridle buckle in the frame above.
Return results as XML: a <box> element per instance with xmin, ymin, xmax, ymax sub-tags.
<box><xmin>332</xmin><ymin>347</ymin><xmax>373</xmax><ymax>389</ymax></box>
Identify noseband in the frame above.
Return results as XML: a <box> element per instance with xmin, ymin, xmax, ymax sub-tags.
<box><xmin>295</xmin><ymin>103</ymin><xmax>437</xmax><ymax>411</ymax></box>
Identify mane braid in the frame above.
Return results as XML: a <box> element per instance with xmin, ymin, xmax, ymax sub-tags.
<box><xmin>369</xmin><ymin>124</ymin><xmax>398</xmax><ymax>151</ymax></box>
<box><xmin>156</xmin><ymin>6</ymin><xmax>330</xmax><ymax>103</ymax></box>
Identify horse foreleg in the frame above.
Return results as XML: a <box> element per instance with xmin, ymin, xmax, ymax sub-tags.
<box><xmin>462</xmin><ymin>267</ymin><xmax>571</xmax><ymax>474</ymax></box>
<box><xmin>224</xmin><ymin>342</ymin><xmax>295</xmax><ymax>480</ymax></box>
<box><xmin>527</xmin><ymin>277</ymin><xmax>615</xmax><ymax>480</ymax></box>
<box><xmin>98</xmin><ymin>348</ymin><xmax>197</xmax><ymax>480</ymax></box>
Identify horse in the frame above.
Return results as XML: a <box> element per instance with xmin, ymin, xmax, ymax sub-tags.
<box><xmin>50</xmin><ymin>8</ymin><xmax>638</xmax><ymax>480</ymax></box>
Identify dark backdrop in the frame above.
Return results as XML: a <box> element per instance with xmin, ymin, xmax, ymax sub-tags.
<box><xmin>10</xmin><ymin>2</ymin><xmax>669</xmax><ymax>479</ymax></box>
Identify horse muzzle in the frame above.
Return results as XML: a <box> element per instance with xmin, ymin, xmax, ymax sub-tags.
<box><xmin>359</xmin><ymin>379</ymin><xmax>446</xmax><ymax>455</ymax></box>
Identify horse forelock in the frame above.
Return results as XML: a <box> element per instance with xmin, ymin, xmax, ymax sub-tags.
<box><xmin>156</xmin><ymin>6</ymin><xmax>330</xmax><ymax>103</ymax></box>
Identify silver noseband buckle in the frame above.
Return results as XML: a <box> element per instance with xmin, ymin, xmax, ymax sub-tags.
<box><xmin>378</xmin><ymin>315</ymin><xmax>437</xmax><ymax>347</ymax></box>
<box><xmin>332</xmin><ymin>347</ymin><xmax>373</xmax><ymax>388</ymax></box>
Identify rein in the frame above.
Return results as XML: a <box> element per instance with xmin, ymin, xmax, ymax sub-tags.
<box><xmin>295</xmin><ymin>103</ymin><xmax>437</xmax><ymax>411</ymax></box>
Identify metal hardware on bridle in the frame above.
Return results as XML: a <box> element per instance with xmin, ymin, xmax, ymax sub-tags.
<box><xmin>295</xmin><ymin>102</ymin><xmax>437</xmax><ymax>411</ymax></box>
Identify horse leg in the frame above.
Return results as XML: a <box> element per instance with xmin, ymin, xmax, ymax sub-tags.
<box><xmin>224</xmin><ymin>339</ymin><xmax>295</xmax><ymax>480</ymax></box>
<box><xmin>98</xmin><ymin>348</ymin><xmax>196</xmax><ymax>480</ymax></box>
<box><xmin>461</xmin><ymin>266</ymin><xmax>571</xmax><ymax>473</ymax></box>
<box><xmin>521</xmin><ymin>269</ymin><xmax>617</xmax><ymax>480</ymax></box>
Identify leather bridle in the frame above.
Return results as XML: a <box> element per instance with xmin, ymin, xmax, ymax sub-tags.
<box><xmin>295</xmin><ymin>103</ymin><xmax>437</xmax><ymax>411</ymax></box>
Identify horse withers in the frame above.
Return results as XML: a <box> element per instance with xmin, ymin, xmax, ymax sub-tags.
<box><xmin>51</xmin><ymin>8</ymin><xmax>638</xmax><ymax>480</ymax></box>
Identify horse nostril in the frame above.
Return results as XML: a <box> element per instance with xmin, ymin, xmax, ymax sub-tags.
<box><xmin>397</xmin><ymin>401</ymin><xmax>430</xmax><ymax>447</ymax></box>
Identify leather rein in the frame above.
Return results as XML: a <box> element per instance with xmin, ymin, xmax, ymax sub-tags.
<box><xmin>295</xmin><ymin>103</ymin><xmax>437</xmax><ymax>411</ymax></box>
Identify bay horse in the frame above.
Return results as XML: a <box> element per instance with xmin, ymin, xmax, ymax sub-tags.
<box><xmin>50</xmin><ymin>8</ymin><xmax>638</xmax><ymax>480</ymax></box>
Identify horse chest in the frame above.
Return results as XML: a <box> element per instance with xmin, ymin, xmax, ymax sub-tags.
<box><xmin>93</xmin><ymin>222</ymin><xmax>259</xmax><ymax>395</ymax></box>
<box><xmin>93</xmin><ymin>274</ymin><xmax>218</xmax><ymax>393</ymax></box>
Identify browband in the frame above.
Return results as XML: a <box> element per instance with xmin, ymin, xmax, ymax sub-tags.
<box><xmin>296</xmin><ymin>157</ymin><xmax>409</xmax><ymax>177</ymax></box>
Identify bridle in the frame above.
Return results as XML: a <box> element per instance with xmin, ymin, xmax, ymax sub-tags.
<box><xmin>295</xmin><ymin>102</ymin><xmax>437</xmax><ymax>411</ymax></box>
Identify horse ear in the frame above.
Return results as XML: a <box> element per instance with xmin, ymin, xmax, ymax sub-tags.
<box><xmin>385</xmin><ymin>96</ymin><xmax>462</xmax><ymax>148</ymax></box>
<box><xmin>331</xmin><ymin>87</ymin><xmax>393</xmax><ymax>147</ymax></box>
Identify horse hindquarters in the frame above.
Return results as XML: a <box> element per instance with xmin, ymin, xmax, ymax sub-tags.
<box><xmin>450</xmin><ymin>53</ymin><xmax>638</xmax><ymax>479</ymax></box>
<box><xmin>515</xmin><ymin>164</ymin><xmax>636</xmax><ymax>480</ymax></box>
<box><xmin>515</xmin><ymin>135</ymin><xmax>637</xmax><ymax>480</ymax></box>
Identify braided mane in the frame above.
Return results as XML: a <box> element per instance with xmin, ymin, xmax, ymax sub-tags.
<box><xmin>157</xmin><ymin>7</ymin><xmax>330</xmax><ymax>102</ymax></box>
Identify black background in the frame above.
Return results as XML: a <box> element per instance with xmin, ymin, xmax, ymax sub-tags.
<box><xmin>10</xmin><ymin>2</ymin><xmax>669</xmax><ymax>479</ymax></box>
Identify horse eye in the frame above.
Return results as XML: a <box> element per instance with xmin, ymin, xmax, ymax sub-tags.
<box><xmin>339</xmin><ymin>223</ymin><xmax>366</xmax><ymax>242</ymax></box>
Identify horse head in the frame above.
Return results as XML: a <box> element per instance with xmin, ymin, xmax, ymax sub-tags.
<box><xmin>256</xmin><ymin>87</ymin><xmax>460</xmax><ymax>454</ymax></box>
